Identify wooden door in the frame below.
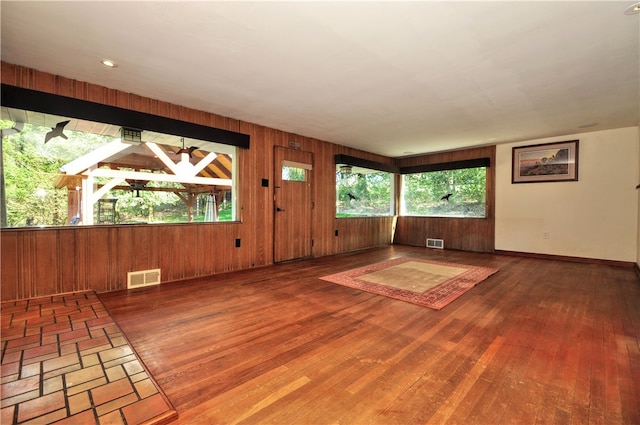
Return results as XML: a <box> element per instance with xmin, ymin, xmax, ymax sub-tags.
<box><xmin>274</xmin><ymin>147</ymin><xmax>313</xmax><ymax>262</ymax></box>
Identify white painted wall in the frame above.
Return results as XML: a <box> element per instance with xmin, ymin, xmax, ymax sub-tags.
<box><xmin>637</xmin><ymin>130</ymin><xmax>640</xmax><ymax>267</ymax></box>
<box><xmin>496</xmin><ymin>127</ymin><xmax>639</xmax><ymax>262</ymax></box>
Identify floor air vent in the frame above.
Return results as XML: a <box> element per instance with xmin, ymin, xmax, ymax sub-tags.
<box><xmin>426</xmin><ymin>238</ymin><xmax>444</xmax><ymax>249</ymax></box>
<box><xmin>127</xmin><ymin>269</ymin><xmax>161</xmax><ymax>289</ymax></box>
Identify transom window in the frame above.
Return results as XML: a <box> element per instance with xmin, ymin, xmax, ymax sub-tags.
<box><xmin>282</xmin><ymin>166</ymin><xmax>307</xmax><ymax>182</ymax></box>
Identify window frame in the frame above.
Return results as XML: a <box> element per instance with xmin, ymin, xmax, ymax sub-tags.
<box><xmin>336</xmin><ymin>166</ymin><xmax>395</xmax><ymax>218</ymax></box>
<box><xmin>399</xmin><ymin>157</ymin><xmax>491</xmax><ymax>219</ymax></box>
<box><xmin>1</xmin><ymin>84</ymin><xmax>249</xmax><ymax>228</ymax></box>
<box><xmin>281</xmin><ymin>160</ymin><xmax>312</xmax><ymax>182</ymax></box>
<box><xmin>400</xmin><ymin>167</ymin><xmax>488</xmax><ymax>218</ymax></box>
<box><xmin>334</xmin><ymin>154</ymin><xmax>399</xmax><ymax>218</ymax></box>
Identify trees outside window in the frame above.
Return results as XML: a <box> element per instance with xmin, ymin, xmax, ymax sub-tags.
<box><xmin>282</xmin><ymin>165</ymin><xmax>306</xmax><ymax>182</ymax></box>
<box><xmin>401</xmin><ymin>167</ymin><xmax>486</xmax><ymax>218</ymax></box>
<box><xmin>1</xmin><ymin>119</ymin><xmax>236</xmax><ymax>228</ymax></box>
<box><xmin>336</xmin><ymin>166</ymin><xmax>393</xmax><ymax>217</ymax></box>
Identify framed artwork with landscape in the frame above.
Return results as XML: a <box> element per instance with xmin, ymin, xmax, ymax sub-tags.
<box><xmin>512</xmin><ymin>140</ymin><xmax>579</xmax><ymax>183</ymax></box>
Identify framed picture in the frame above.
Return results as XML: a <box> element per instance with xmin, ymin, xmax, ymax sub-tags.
<box><xmin>512</xmin><ymin>140</ymin><xmax>579</xmax><ymax>183</ymax></box>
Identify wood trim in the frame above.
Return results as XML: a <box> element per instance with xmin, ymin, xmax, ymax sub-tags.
<box><xmin>496</xmin><ymin>250</ymin><xmax>636</xmax><ymax>268</ymax></box>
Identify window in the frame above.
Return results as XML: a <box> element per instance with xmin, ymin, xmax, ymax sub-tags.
<box><xmin>1</xmin><ymin>117</ymin><xmax>237</xmax><ymax>228</ymax></box>
<box><xmin>401</xmin><ymin>167</ymin><xmax>486</xmax><ymax>218</ymax></box>
<box><xmin>336</xmin><ymin>165</ymin><xmax>393</xmax><ymax>217</ymax></box>
<box><xmin>282</xmin><ymin>165</ymin><xmax>306</xmax><ymax>182</ymax></box>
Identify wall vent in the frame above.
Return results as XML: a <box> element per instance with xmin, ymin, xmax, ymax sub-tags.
<box><xmin>127</xmin><ymin>269</ymin><xmax>161</xmax><ymax>289</ymax></box>
<box><xmin>426</xmin><ymin>238</ymin><xmax>444</xmax><ymax>249</ymax></box>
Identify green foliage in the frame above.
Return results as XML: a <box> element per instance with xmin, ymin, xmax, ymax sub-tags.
<box><xmin>108</xmin><ymin>190</ymin><xmax>233</xmax><ymax>224</ymax></box>
<box><xmin>1</xmin><ymin>120</ymin><xmax>233</xmax><ymax>227</ymax></box>
<box><xmin>282</xmin><ymin>166</ymin><xmax>306</xmax><ymax>181</ymax></box>
<box><xmin>1</xmin><ymin>121</ymin><xmax>106</xmax><ymax>226</ymax></box>
<box><xmin>402</xmin><ymin>167</ymin><xmax>486</xmax><ymax>217</ymax></box>
<box><xmin>336</xmin><ymin>169</ymin><xmax>392</xmax><ymax>217</ymax></box>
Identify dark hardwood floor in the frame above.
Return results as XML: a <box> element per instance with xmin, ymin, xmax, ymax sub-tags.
<box><xmin>98</xmin><ymin>245</ymin><xmax>640</xmax><ymax>424</ymax></box>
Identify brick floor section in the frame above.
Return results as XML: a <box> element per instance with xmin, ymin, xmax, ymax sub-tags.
<box><xmin>1</xmin><ymin>291</ymin><xmax>177</xmax><ymax>424</ymax></box>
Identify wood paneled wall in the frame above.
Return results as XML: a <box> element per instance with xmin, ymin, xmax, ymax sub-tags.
<box><xmin>334</xmin><ymin>217</ymin><xmax>396</xmax><ymax>253</ymax></box>
<box><xmin>394</xmin><ymin>146</ymin><xmax>496</xmax><ymax>252</ymax></box>
<box><xmin>0</xmin><ymin>62</ymin><xmax>395</xmax><ymax>300</ymax></box>
<box><xmin>0</xmin><ymin>223</ymin><xmax>245</xmax><ymax>300</ymax></box>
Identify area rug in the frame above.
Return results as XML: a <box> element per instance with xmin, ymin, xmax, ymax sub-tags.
<box><xmin>320</xmin><ymin>257</ymin><xmax>498</xmax><ymax>310</ymax></box>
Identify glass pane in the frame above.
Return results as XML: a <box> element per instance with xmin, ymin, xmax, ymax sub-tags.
<box><xmin>401</xmin><ymin>167</ymin><xmax>486</xmax><ymax>218</ymax></box>
<box><xmin>336</xmin><ymin>166</ymin><xmax>392</xmax><ymax>217</ymax></box>
<box><xmin>1</xmin><ymin>117</ymin><xmax>236</xmax><ymax>227</ymax></box>
<box><xmin>282</xmin><ymin>166</ymin><xmax>306</xmax><ymax>181</ymax></box>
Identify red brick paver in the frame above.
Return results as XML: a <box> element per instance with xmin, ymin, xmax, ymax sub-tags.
<box><xmin>1</xmin><ymin>291</ymin><xmax>177</xmax><ymax>424</ymax></box>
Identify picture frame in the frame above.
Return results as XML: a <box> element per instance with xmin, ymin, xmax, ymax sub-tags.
<box><xmin>512</xmin><ymin>140</ymin><xmax>579</xmax><ymax>183</ymax></box>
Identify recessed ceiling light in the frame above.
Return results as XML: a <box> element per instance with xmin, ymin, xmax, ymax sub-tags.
<box><xmin>101</xmin><ymin>59</ymin><xmax>118</xmax><ymax>68</ymax></box>
<box><xmin>625</xmin><ymin>2</ymin><xmax>640</xmax><ymax>15</ymax></box>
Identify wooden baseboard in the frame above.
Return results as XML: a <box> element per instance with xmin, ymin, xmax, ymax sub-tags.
<box><xmin>495</xmin><ymin>250</ymin><xmax>635</xmax><ymax>268</ymax></box>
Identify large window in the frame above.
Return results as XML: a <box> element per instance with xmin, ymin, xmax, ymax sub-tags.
<box><xmin>1</xmin><ymin>117</ymin><xmax>237</xmax><ymax>228</ymax></box>
<box><xmin>336</xmin><ymin>165</ymin><xmax>393</xmax><ymax>217</ymax></box>
<box><xmin>401</xmin><ymin>167</ymin><xmax>486</xmax><ymax>218</ymax></box>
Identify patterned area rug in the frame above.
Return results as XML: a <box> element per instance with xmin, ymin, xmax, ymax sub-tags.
<box><xmin>320</xmin><ymin>258</ymin><xmax>498</xmax><ymax>310</ymax></box>
<box><xmin>1</xmin><ymin>291</ymin><xmax>177</xmax><ymax>425</ymax></box>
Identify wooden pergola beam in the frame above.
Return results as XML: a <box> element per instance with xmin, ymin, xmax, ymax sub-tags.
<box><xmin>85</xmin><ymin>168</ymin><xmax>231</xmax><ymax>186</ymax></box>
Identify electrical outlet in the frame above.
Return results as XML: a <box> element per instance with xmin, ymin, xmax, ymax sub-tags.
<box><xmin>543</xmin><ymin>232</ymin><xmax>550</xmax><ymax>239</ymax></box>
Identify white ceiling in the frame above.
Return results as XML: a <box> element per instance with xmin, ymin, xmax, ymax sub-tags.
<box><xmin>1</xmin><ymin>1</ymin><xmax>638</xmax><ymax>157</ymax></box>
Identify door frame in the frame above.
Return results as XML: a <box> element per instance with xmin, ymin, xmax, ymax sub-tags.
<box><xmin>273</xmin><ymin>146</ymin><xmax>314</xmax><ymax>263</ymax></box>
